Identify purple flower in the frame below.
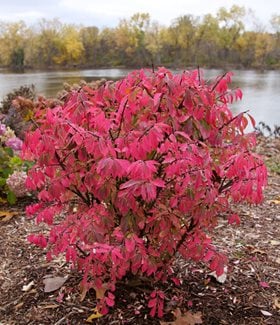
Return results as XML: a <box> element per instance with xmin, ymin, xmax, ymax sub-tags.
<box><xmin>5</xmin><ymin>137</ymin><xmax>23</xmax><ymax>151</ymax></box>
<box><xmin>0</xmin><ymin>123</ymin><xmax>6</xmax><ymax>135</ymax></box>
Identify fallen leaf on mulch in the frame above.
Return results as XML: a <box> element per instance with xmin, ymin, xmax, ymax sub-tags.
<box><xmin>259</xmin><ymin>281</ymin><xmax>270</xmax><ymax>288</ymax></box>
<box><xmin>260</xmin><ymin>310</ymin><xmax>273</xmax><ymax>316</ymax></box>
<box><xmin>209</xmin><ymin>266</ymin><xmax>228</xmax><ymax>284</ymax></box>
<box><xmin>250</xmin><ymin>248</ymin><xmax>267</xmax><ymax>255</ymax></box>
<box><xmin>22</xmin><ymin>280</ymin><xmax>34</xmax><ymax>292</ymax></box>
<box><xmin>267</xmin><ymin>199</ymin><xmax>280</xmax><ymax>204</ymax></box>
<box><xmin>86</xmin><ymin>307</ymin><xmax>103</xmax><ymax>322</ymax></box>
<box><xmin>270</xmin><ymin>240</ymin><xmax>280</xmax><ymax>246</ymax></box>
<box><xmin>94</xmin><ymin>284</ymin><xmax>108</xmax><ymax>299</ymax></box>
<box><xmin>80</xmin><ymin>284</ymin><xmax>88</xmax><ymax>302</ymax></box>
<box><xmin>0</xmin><ymin>210</ymin><xmax>18</xmax><ymax>222</ymax></box>
<box><xmin>40</xmin><ymin>304</ymin><xmax>60</xmax><ymax>309</ymax></box>
<box><xmin>43</xmin><ymin>276</ymin><xmax>67</xmax><ymax>293</ymax></box>
<box><xmin>80</xmin><ymin>283</ymin><xmax>107</xmax><ymax>302</ymax></box>
<box><xmin>273</xmin><ymin>298</ymin><xmax>280</xmax><ymax>309</ymax></box>
<box><xmin>160</xmin><ymin>309</ymin><xmax>203</xmax><ymax>325</ymax></box>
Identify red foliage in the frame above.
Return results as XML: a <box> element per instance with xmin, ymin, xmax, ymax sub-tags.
<box><xmin>23</xmin><ymin>68</ymin><xmax>267</xmax><ymax>316</ymax></box>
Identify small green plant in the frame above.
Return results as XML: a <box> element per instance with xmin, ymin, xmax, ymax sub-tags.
<box><xmin>266</xmin><ymin>160</ymin><xmax>280</xmax><ymax>175</ymax></box>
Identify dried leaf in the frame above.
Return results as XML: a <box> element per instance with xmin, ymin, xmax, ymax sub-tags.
<box><xmin>161</xmin><ymin>309</ymin><xmax>203</xmax><ymax>325</ymax></box>
<box><xmin>80</xmin><ymin>283</ymin><xmax>107</xmax><ymax>302</ymax></box>
<box><xmin>270</xmin><ymin>240</ymin><xmax>280</xmax><ymax>246</ymax></box>
<box><xmin>15</xmin><ymin>302</ymin><xmax>24</xmax><ymax>310</ymax></box>
<box><xmin>251</xmin><ymin>248</ymin><xmax>267</xmax><ymax>255</ymax></box>
<box><xmin>80</xmin><ymin>284</ymin><xmax>87</xmax><ymax>302</ymax></box>
<box><xmin>41</xmin><ymin>304</ymin><xmax>60</xmax><ymax>309</ymax></box>
<box><xmin>273</xmin><ymin>298</ymin><xmax>280</xmax><ymax>309</ymax></box>
<box><xmin>95</xmin><ymin>287</ymin><xmax>106</xmax><ymax>300</ymax></box>
<box><xmin>268</xmin><ymin>199</ymin><xmax>280</xmax><ymax>205</ymax></box>
<box><xmin>260</xmin><ymin>310</ymin><xmax>272</xmax><ymax>316</ymax></box>
<box><xmin>0</xmin><ymin>210</ymin><xmax>18</xmax><ymax>222</ymax></box>
<box><xmin>43</xmin><ymin>276</ymin><xmax>67</xmax><ymax>293</ymax></box>
<box><xmin>94</xmin><ymin>285</ymin><xmax>107</xmax><ymax>299</ymax></box>
<box><xmin>86</xmin><ymin>307</ymin><xmax>103</xmax><ymax>322</ymax></box>
<box><xmin>22</xmin><ymin>280</ymin><xmax>34</xmax><ymax>292</ymax></box>
<box><xmin>209</xmin><ymin>266</ymin><xmax>228</xmax><ymax>284</ymax></box>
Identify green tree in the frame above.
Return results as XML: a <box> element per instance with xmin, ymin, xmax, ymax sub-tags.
<box><xmin>235</xmin><ymin>31</ymin><xmax>257</xmax><ymax>67</ymax></box>
<box><xmin>0</xmin><ymin>21</ymin><xmax>28</xmax><ymax>69</ymax></box>
<box><xmin>54</xmin><ymin>24</ymin><xmax>84</xmax><ymax>66</ymax></box>
<box><xmin>164</xmin><ymin>15</ymin><xmax>198</xmax><ymax>66</ymax></box>
<box><xmin>216</xmin><ymin>5</ymin><xmax>246</xmax><ymax>63</ymax></box>
<box><xmin>145</xmin><ymin>22</ymin><xmax>165</xmax><ymax>66</ymax></box>
<box><xmin>270</xmin><ymin>14</ymin><xmax>280</xmax><ymax>67</ymax></box>
<box><xmin>80</xmin><ymin>26</ymin><xmax>99</xmax><ymax>66</ymax></box>
<box><xmin>195</xmin><ymin>14</ymin><xmax>220</xmax><ymax>66</ymax></box>
<box><xmin>97</xmin><ymin>27</ymin><xmax>119</xmax><ymax>66</ymax></box>
<box><xmin>35</xmin><ymin>19</ymin><xmax>63</xmax><ymax>67</ymax></box>
<box><xmin>115</xmin><ymin>13</ymin><xmax>151</xmax><ymax>66</ymax></box>
<box><xmin>254</xmin><ymin>33</ymin><xmax>274</xmax><ymax>68</ymax></box>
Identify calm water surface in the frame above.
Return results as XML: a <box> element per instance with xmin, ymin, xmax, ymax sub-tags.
<box><xmin>0</xmin><ymin>68</ymin><xmax>279</xmax><ymax>129</ymax></box>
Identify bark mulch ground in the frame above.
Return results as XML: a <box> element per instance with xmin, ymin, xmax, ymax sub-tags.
<box><xmin>0</xmin><ymin>136</ymin><xmax>279</xmax><ymax>325</ymax></box>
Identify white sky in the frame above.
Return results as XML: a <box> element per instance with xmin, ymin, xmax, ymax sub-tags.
<box><xmin>0</xmin><ymin>0</ymin><xmax>279</xmax><ymax>29</ymax></box>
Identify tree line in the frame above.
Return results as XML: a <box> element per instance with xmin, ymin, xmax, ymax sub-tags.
<box><xmin>0</xmin><ymin>5</ymin><xmax>279</xmax><ymax>71</ymax></box>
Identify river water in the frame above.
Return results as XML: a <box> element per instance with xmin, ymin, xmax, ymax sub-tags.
<box><xmin>0</xmin><ymin>68</ymin><xmax>279</xmax><ymax>129</ymax></box>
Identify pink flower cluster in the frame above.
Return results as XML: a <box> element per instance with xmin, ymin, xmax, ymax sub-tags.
<box><xmin>6</xmin><ymin>171</ymin><xmax>28</xmax><ymax>197</ymax></box>
<box><xmin>0</xmin><ymin>123</ymin><xmax>6</xmax><ymax>135</ymax></box>
<box><xmin>0</xmin><ymin>122</ymin><xmax>23</xmax><ymax>151</ymax></box>
<box><xmin>5</xmin><ymin>137</ymin><xmax>23</xmax><ymax>151</ymax></box>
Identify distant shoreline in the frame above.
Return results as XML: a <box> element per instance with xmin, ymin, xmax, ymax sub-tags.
<box><xmin>0</xmin><ymin>64</ymin><xmax>279</xmax><ymax>74</ymax></box>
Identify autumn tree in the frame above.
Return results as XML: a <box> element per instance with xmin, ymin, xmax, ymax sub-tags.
<box><xmin>195</xmin><ymin>14</ymin><xmax>221</xmax><ymax>66</ymax></box>
<box><xmin>216</xmin><ymin>5</ymin><xmax>246</xmax><ymax>64</ymax></box>
<box><xmin>97</xmin><ymin>27</ymin><xmax>119</xmax><ymax>66</ymax></box>
<box><xmin>54</xmin><ymin>24</ymin><xmax>84</xmax><ymax>66</ymax></box>
<box><xmin>0</xmin><ymin>21</ymin><xmax>28</xmax><ymax>70</ymax></box>
<box><xmin>115</xmin><ymin>13</ymin><xmax>151</xmax><ymax>66</ymax></box>
<box><xmin>34</xmin><ymin>19</ymin><xmax>63</xmax><ymax>68</ymax></box>
<box><xmin>80</xmin><ymin>26</ymin><xmax>99</xmax><ymax>66</ymax></box>
<box><xmin>0</xmin><ymin>7</ymin><xmax>279</xmax><ymax>69</ymax></box>
<box><xmin>270</xmin><ymin>15</ymin><xmax>280</xmax><ymax>67</ymax></box>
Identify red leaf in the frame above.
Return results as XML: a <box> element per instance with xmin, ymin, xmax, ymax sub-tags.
<box><xmin>105</xmin><ymin>296</ymin><xmax>115</xmax><ymax>307</ymax></box>
<box><xmin>148</xmin><ymin>298</ymin><xmax>157</xmax><ymax>308</ymax></box>
<box><xmin>228</xmin><ymin>214</ymin><xmax>241</xmax><ymax>225</ymax></box>
<box><xmin>259</xmin><ymin>281</ymin><xmax>270</xmax><ymax>288</ymax></box>
<box><xmin>125</xmin><ymin>238</ymin><xmax>135</xmax><ymax>253</ymax></box>
<box><xmin>153</xmin><ymin>93</ymin><xmax>162</xmax><ymax>110</ymax></box>
<box><xmin>248</xmin><ymin>113</ymin><xmax>256</xmax><ymax>128</ymax></box>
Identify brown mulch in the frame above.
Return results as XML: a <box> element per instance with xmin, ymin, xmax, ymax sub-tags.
<box><xmin>0</xmin><ymin>137</ymin><xmax>280</xmax><ymax>325</ymax></box>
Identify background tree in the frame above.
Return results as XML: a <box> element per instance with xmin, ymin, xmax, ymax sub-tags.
<box><xmin>80</xmin><ymin>26</ymin><xmax>99</xmax><ymax>66</ymax></box>
<box><xmin>216</xmin><ymin>5</ymin><xmax>246</xmax><ymax>64</ymax></box>
<box><xmin>34</xmin><ymin>19</ymin><xmax>63</xmax><ymax>68</ymax></box>
<box><xmin>270</xmin><ymin>14</ymin><xmax>280</xmax><ymax>67</ymax></box>
<box><xmin>0</xmin><ymin>6</ymin><xmax>278</xmax><ymax>70</ymax></box>
<box><xmin>115</xmin><ymin>13</ymin><xmax>151</xmax><ymax>67</ymax></box>
<box><xmin>54</xmin><ymin>24</ymin><xmax>84</xmax><ymax>66</ymax></box>
<box><xmin>0</xmin><ymin>21</ymin><xmax>28</xmax><ymax>70</ymax></box>
<box><xmin>195</xmin><ymin>14</ymin><xmax>220</xmax><ymax>66</ymax></box>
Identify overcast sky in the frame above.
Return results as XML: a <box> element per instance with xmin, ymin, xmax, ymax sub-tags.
<box><xmin>0</xmin><ymin>0</ymin><xmax>279</xmax><ymax>29</ymax></box>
